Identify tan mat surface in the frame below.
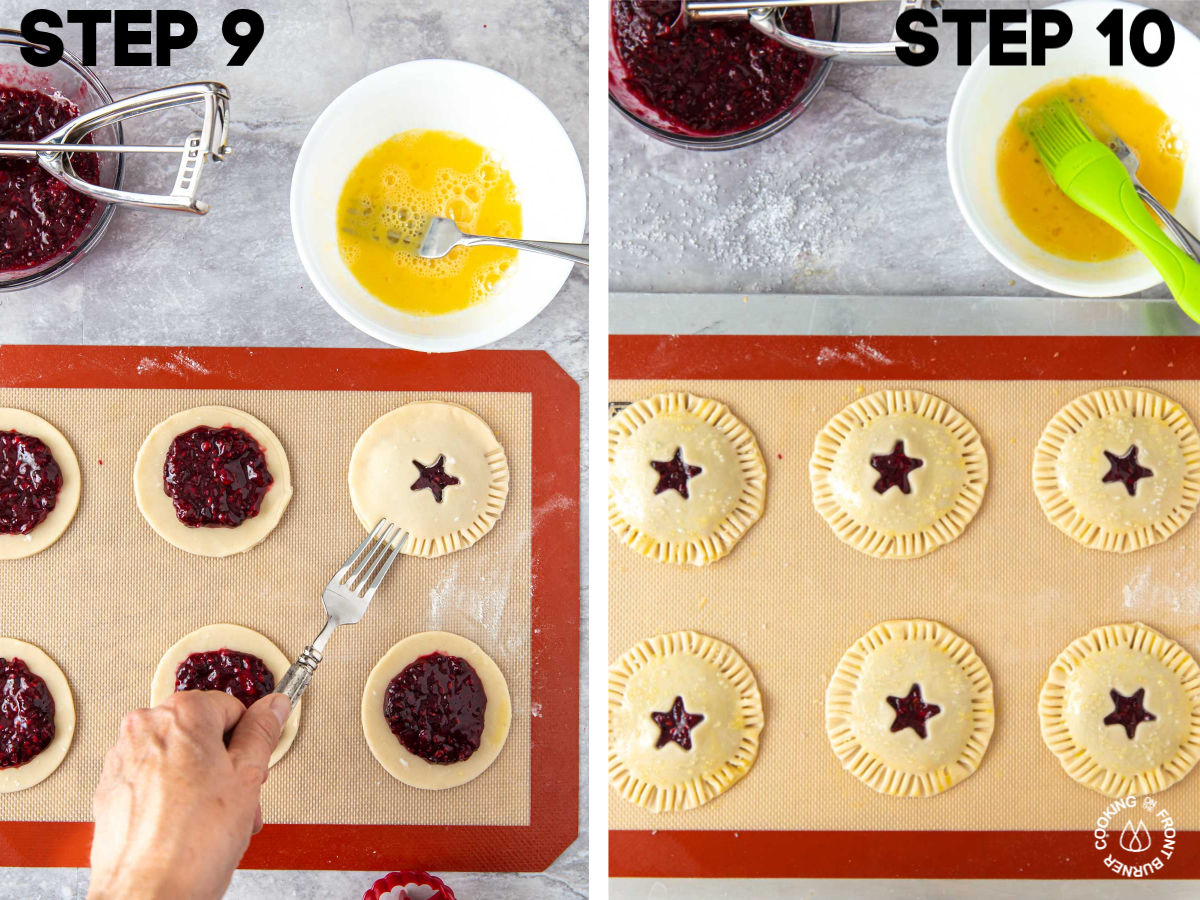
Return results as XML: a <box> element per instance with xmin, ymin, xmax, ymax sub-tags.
<box><xmin>0</xmin><ymin>388</ymin><xmax>530</xmax><ymax>826</ymax></box>
<box><xmin>610</xmin><ymin>378</ymin><xmax>1200</xmax><ymax>831</ymax></box>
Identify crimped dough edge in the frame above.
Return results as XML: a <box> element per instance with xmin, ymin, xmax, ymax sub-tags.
<box><xmin>608</xmin><ymin>630</ymin><xmax>764</xmax><ymax>813</ymax></box>
<box><xmin>1038</xmin><ymin>621</ymin><xmax>1200</xmax><ymax>798</ymax></box>
<box><xmin>1032</xmin><ymin>387</ymin><xmax>1200</xmax><ymax>554</ymax></box>
<box><xmin>824</xmin><ymin>619</ymin><xmax>995</xmax><ymax>798</ymax></box>
<box><xmin>608</xmin><ymin>392</ymin><xmax>767</xmax><ymax>566</ymax></box>
<box><xmin>809</xmin><ymin>389</ymin><xmax>989</xmax><ymax>560</ymax></box>
<box><xmin>351</xmin><ymin>401</ymin><xmax>510</xmax><ymax>560</ymax></box>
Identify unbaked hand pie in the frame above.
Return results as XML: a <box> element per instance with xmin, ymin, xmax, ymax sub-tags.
<box><xmin>810</xmin><ymin>390</ymin><xmax>988</xmax><ymax>560</ymax></box>
<box><xmin>609</xmin><ymin>631</ymin><xmax>764</xmax><ymax>812</ymax></box>
<box><xmin>608</xmin><ymin>393</ymin><xmax>766</xmax><ymax>566</ymax></box>
<box><xmin>0</xmin><ymin>408</ymin><xmax>81</xmax><ymax>559</ymax></box>
<box><xmin>1033</xmin><ymin>387</ymin><xmax>1200</xmax><ymax>553</ymax></box>
<box><xmin>349</xmin><ymin>401</ymin><xmax>509</xmax><ymax>558</ymax></box>
<box><xmin>0</xmin><ymin>637</ymin><xmax>74</xmax><ymax>792</ymax></box>
<box><xmin>151</xmin><ymin>623</ymin><xmax>300</xmax><ymax>767</ymax></box>
<box><xmin>825</xmin><ymin>619</ymin><xmax>994</xmax><ymax>798</ymax></box>
<box><xmin>1039</xmin><ymin>622</ymin><xmax>1200</xmax><ymax>797</ymax></box>
<box><xmin>134</xmin><ymin>406</ymin><xmax>293</xmax><ymax>557</ymax></box>
<box><xmin>362</xmin><ymin>631</ymin><xmax>511</xmax><ymax>790</ymax></box>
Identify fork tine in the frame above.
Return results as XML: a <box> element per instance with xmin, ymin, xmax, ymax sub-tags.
<box><xmin>346</xmin><ymin>523</ymin><xmax>398</xmax><ymax>588</ymax></box>
<box><xmin>336</xmin><ymin>518</ymin><xmax>391</xmax><ymax>580</ymax></box>
<box><xmin>358</xmin><ymin>530</ymin><xmax>408</xmax><ymax>598</ymax></box>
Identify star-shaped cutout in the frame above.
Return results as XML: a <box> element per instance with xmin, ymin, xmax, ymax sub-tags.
<box><xmin>650</xmin><ymin>447</ymin><xmax>702</xmax><ymax>499</ymax></box>
<box><xmin>410</xmin><ymin>454</ymin><xmax>460</xmax><ymax>503</ymax></box>
<box><xmin>871</xmin><ymin>441</ymin><xmax>924</xmax><ymax>495</ymax></box>
<box><xmin>1104</xmin><ymin>687</ymin><xmax>1157</xmax><ymax>740</ymax></box>
<box><xmin>1102</xmin><ymin>445</ymin><xmax>1154</xmax><ymax>497</ymax></box>
<box><xmin>651</xmin><ymin>695</ymin><xmax>705</xmax><ymax>750</ymax></box>
<box><xmin>886</xmin><ymin>683</ymin><xmax>941</xmax><ymax>739</ymax></box>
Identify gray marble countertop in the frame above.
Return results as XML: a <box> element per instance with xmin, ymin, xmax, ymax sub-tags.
<box><xmin>610</xmin><ymin>0</ymin><xmax>1200</xmax><ymax>303</ymax></box>
<box><xmin>1</xmin><ymin>1</ymin><xmax>587</xmax><ymax>897</ymax></box>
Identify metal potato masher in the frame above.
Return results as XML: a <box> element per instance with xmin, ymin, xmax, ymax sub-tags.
<box><xmin>0</xmin><ymin>81</ymin><xmax>230</xmax><ymax>214</ymax></box>
<box><xmin>681</xmin><ymin>0</ymin><xmax>942</xmax><ymax>64</ymax></box>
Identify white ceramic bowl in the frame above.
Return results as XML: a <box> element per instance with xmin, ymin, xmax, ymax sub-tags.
<box><xmin>947</xmin><ymin>0</ymin><xmax>1200</xmax><ymax>297</ymax></box>
<box><xmin>291</xmin><ymin>59</ymin><xmax>586</xmax><ymax>351</ymax></box>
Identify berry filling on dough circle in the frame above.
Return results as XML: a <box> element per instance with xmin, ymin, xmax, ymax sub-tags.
<box><xmin>608</xmin><ymin>393</ymin><xmax>767</xmax><ymax>566</ymax></box>
<box><xmin>134</xmin><ymin>406</ymin><xmax>293</xmax><ymax>557</ymax></box>
<box><xmin>163</xmin><ymin>426</ymin><xmax>274</xmax><ymax>528</ymax></box>
<box><xmin>0</xmin><ymin>638</ymin><xmax>75</xmax><ymax>792</ymax></box>
<box><xmin>0</xmin><ymin>657</ymin><xmax>55</xmax><ymax>768</ymax></box>
<box><xmin>173</xmin><ymin>649</ymin><xmax>276</xmax><ymax>708</ymax></box>
<box><xmin>0</xmin><ymin>431</ymin><xmax>61</xmax><ymax>535</ymax></box>
<box><xmin>349</xmin><ymin>401</ymin><xmax>509</xmax><ymax>559</ymax></box>
<box><xmin>362</xmin><ymin>632</ymin><xmax>511</xmax><ymax>790</ymax></box>
<box><xmin>384</xmin><ymin>652</ymin><xmax>487</xmax><ymax>764</ymax></box>
<box><xmin>0</xmin><ymin>409</ymin><xmax>81</xmax><ymax>560</ymax></box>
<box><xmin>150</xmin><ymin>624</ymin><xmax>300</xmax><ymax>767</ymax></box>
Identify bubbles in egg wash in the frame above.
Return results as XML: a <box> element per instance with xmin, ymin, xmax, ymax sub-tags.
<box><xmin>335</xmin><ymin>129</ymin><xmax>522</xmax><ymax>316</ymax></box>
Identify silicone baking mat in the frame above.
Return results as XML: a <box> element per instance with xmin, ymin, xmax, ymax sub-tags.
<box><xmin>0</xmin><ymin>346</ymin><xmax>578</xmax><ymax>872</ymax></box>
<box><xmin>610</xmin><ymin>335</ymin><xmax>1200</xmax><ymax>879</ymax></box>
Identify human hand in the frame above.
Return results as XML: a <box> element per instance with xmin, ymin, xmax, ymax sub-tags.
<box><xmin>88</xmin><ymin>689</ymin><xmax>291</xmax><ymax>900</ymax></box>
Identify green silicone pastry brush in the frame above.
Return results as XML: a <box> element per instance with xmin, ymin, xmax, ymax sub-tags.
<box><xmin>1023</xmin><ymin>97</ymin><xmax>1200</xmax><ymax>322</ymax></box>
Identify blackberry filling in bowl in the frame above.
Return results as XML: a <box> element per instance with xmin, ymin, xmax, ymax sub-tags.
<box><xmin>0</xmin><ymin>29</ymin><xmax>123</xmax><ymax>290</ymax></box>
<box><xmin>609</xmin><ymin>1</ymin><xmax>839</xmax><ymax>149</ymax></box>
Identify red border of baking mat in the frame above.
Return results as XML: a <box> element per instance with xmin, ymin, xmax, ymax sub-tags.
<box><xmin>609</xmin><ymin>334</ymin><xmax>1200</xmax><ymax>879</ymax></box>
<box><xmin>0</xmin><ymin>345</ymin><xmax>579</xmax><ymax>873</ymax></box>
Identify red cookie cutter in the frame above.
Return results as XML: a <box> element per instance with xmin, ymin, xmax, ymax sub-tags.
<box><xmin>362</xmin><ymin>870</ymin><xmax>457</xmax><ymax>900</ymax></box>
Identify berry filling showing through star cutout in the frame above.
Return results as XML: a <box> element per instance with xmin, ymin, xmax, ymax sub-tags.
<box><xmin>1104</xmin><ymin>687</ymin><xmax>1157</xmax><ymax>739</ymax></box>
<box><xmin>410</xmin><ymin>454</ymin><xmax>460</xmax><ymax>503</ymax></box>
<box><xmin>650</xmin><ymin>447</ymin><xmax>702</xmax><ymax>499</ymax></box>
<box><xmin>871</xmin><ymin>441</ymin><xmax>924</xmax><ymax>495</ymax></box>
<box><xmin>651</xmin><ymin>695</ymin><xmax>705</xmax><ymax>751</ymax></box>
<box><xmin>1102</xmin><ymin>445</ymin><xmax>1154</xmax><ymax>496</ymax></box>
<box><xmin>887</xmin><ymin>683</ymin><xmax>941</xmax><ymax>739</ymax></box>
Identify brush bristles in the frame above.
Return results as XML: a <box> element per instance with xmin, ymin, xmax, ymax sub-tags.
<box><xmin>1023</xmin><ymin>97</ymin><xmax>1097</xmax><ymax>169</ymax></box>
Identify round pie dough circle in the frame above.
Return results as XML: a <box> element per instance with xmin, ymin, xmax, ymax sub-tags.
<box><xmin>150</xmin><ymin>623</ymin><xmax>301</xmax><ymax>767</ymax></box>
<box><xmin>1033</xmin><ymin>388</ymin><xmax>1200</xmax><ymax>553</ymax></box>
<box><xmin>134</xmin><ymin>406</ymin><xmax>293</xmax><ymax>558</ymax></box>
<box><xmin>361</xmin><ymin>631</ymin><xmax>512</xmax><ymax>790</ymax></box>
<box><xmin>348</xmin><ymin>402</ymin><xmax>509</xmax><ymax>559</ymax></box>
<box><xmin>1039</xmin><ymin>622</ymin><xmax>1200</xmax><ymax>797</ymax></box>
<box><xmin>609</xmin><ymin>631</ymin><xmax>764</xmax><ymax>813</ymax></box>
<box><xmin>810</xmin><ymin>390</ymin><xmax>988</xmax><ymax>560</ymax></box>
<box><xmin>0</xmin><ymin>637</ymin><xmax>75</xmax><ymax>792</ymax></box>
<box><xmin>608</xmin><ymin>393</ymin><xmax>767</xmax><ymax>566</ymax></box>
<box><xmin>825</xmin><ymin>619</ymin><xmax>995</xmax><ymax>798</ymax></box>
<box><xmin>0</xmin><ymin>409</ymin><xmax>81</xmax><ymax>559</ymax></box>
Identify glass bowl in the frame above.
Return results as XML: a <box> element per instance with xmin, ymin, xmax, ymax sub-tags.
<box><xmin>0</xmin><ymin>28</ymin><xmax>123</xmax><ymax>291</ymax></box>
<box><xmin>609</xmin><ymin>5</ymin><xmax>840</xmax><ymax>150</ymax></box>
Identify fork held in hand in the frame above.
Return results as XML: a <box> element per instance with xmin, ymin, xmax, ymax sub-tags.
<box><xmin>275</xmin><ymin>518</ymin><xmax>408</xmax><ymax>707</ymax></box>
